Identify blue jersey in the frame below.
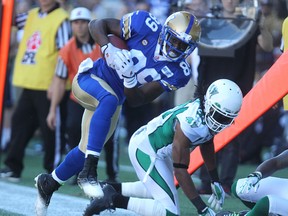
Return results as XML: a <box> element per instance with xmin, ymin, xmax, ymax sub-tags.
<box><xmin>89</xmin><ymin>10</ymin><xmax>192</xmax><ymax>105</ymax></box>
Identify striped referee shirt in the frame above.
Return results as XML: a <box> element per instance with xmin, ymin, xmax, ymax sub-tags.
<box><xmin>55</xmin><ymin>37</ymin><xmax>96</xmax><ymax>79</ymax></box>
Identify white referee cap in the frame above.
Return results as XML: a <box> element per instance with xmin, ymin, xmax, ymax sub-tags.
<box><xmin>70</xmin><ymin>7</ymin><xmax>92</xmax><ymax>21</ymax></box>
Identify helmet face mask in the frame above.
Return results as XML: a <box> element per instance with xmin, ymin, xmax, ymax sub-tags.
<box><xmin>204</xmin><ymin>101</ymin><xmax>237</xmax><ymax>133</ymax></box>
<box><xmin>160</xmin><ymin>11</ymin><xmax>201</xmax><ymax>62</ymax></box>
<box><xmin>204</xmin><ymin>79</ymin><xmax>243</xmax><ymax>133</ymax></box>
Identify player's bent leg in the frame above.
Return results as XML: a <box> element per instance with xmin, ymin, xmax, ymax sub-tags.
<box><xmin>78</xmin><ymin>94</ymin><xmax>118</xmax><ymax>198</ymax></box>
<box><xmin>84</xmin><ymin>186</ymin><xmax>173</xmax><ymax>216</ymax></box>
<box><xmin>35</xmin><ymin>146</ymin><xmax>86</xmax><ymax>215</ymax></box>
<box><xmin>244</xmin><ymin>196</ymin><xmax>269</xmax><ymax>216</ymax></box>
<box><xmin>128</xmin><ymin>198</ymin><xmax>172</xmax><ymax>216</ymax></box>
<box><xmin>265</xmin><ymin>195</ymin><xmax>288</xmax><ymax>216</ymax></box>
<box><xmin>54</xmin><ymin>146</ymin><xmax>85</xmax><ymax>181</ymax></box>
<box><xmin>231</xmin><ymin>180</ymin><xmax>255</xmax><ymax>209</ymax></box>
<box><xmin>122</xmin><ymin>181</ymin><xmax>153</xmax><ymax>198</ymax></box>
<box><xmin>233</xmin><ymin>176</ymin><xmax>288</xmax><ymax>209</ymax></box>
<box><xmin>34</xmin><ymin>173</ymin><xmax>61</xmax><ymax>216</ymax></box>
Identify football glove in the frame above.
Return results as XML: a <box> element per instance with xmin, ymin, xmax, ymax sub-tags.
<box><xmin>114</xmin><ymin>50</ymin><xmax>137</xmax><ymax>88</ymax></box>
<box><xmin>239</xmin><ymin>171</ymin><xmax>262</xmax><ymax>194</ymax></box>
<box><xmin>101</xmin><ymin>43</ymin><xmax>121</xmax><ymax>70</ymax></box>
<box><xmin>208</xmin><ymin>182</ymin><xmax>225</xmax><ymax>211</ymax></box>
<box><xmin>198</xmin><ymin>207</ymin><xmax>216</xmax><ymax>216</ymax></box>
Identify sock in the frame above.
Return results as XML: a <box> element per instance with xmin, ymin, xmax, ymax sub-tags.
<box><xmin>108</xmin><ymin>181</ymin><xmax>122</xmax><ymax>193</ymax></box>
<box><xmin>83</xmin><ymin>154</ymin><xmax>99</xmax><ymax>171</ymax></box>
<box><xmin>127</xmin><ymin>197</ymin><xmax>167</xmax><ymax>216</ymax></box>
<box><xmin>86</xmin><ymin>150</ymin><xmax>100</xmax><ymax>157</ymax></box>
<box><xmin>113</xmin><ymin>193</ymin><xmax>129</xmax><ymax>209</ymax></box>
<box><xmin>246</xmin><ymin>196</ymin><xmax>269</xmax><ymax>216</ymax></box>
<box><xmin>122</xmin><ymin>181</ymin><xmax>152</xmax><ymax>198</ymax></box>
<box><xmin>54</xmin><ymin>147</ymin><xmax>85</xmax><ymax>182</ymax></box>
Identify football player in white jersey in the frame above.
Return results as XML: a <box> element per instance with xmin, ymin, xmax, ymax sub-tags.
<box><xmin>34</xmin><ymin>10</ymin><xmax>201</xmax><ymax>216</ymax></box>
<box><xmin>84</xmin><ymin>79</ymin><xmax>243</xmax><ymax>216</ymax></box>
<box><xmin>217</xmin><ymin>149</ymin><xmax>288</xmax><ymax>216</ymax></box>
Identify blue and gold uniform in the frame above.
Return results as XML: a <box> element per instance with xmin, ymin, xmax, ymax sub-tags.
<box><xmin>72</xmin><ymin>11</ymin><xmax>193</xmax><ymax>154</ymax></box>
<box><xmin>51</xmin><ymin>11</ymin><xmax>201</xmax><ymax>200</ymax></box>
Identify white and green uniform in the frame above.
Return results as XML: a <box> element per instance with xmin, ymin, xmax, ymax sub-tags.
<box><xmin>128</xmin><ymin>99</ymin><xmax>213</xmax><ymax>215</ymax></box>
<box><xmin>235</xmin><ymin>177</ymin><xmax>288</xmax><ymax>215</ymax></box>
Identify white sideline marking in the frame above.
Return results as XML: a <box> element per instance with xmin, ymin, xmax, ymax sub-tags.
<box><xmin>0</xmin><ymin>181</ymin><xmax>138</xmax><ymax>215</ymax></box>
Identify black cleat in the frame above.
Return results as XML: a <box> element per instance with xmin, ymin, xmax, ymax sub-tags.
<box><xmin>77</xmin><ymin>155</ymin><xmax>103</xmax><ymax>198</ymax></box>
<box><xmin>34</xmin><ymin>173</ymin><xmax>60</xmax><ymax>216</ymax></box>
<box><xmin>83</xmin><ymin>184</ymin><xmax>117</xmax><ymax>216</ymax></box>
<box><xmin>0</xmin><ymin>167</ymin><xmax>20</xmax><ymax>182</ymax></box>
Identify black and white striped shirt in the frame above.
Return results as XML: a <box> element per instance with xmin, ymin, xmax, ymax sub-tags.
<box><xmin>55</xmin><ymin>38</ymin><xmax>96</xmax><ymax>79</ymax></box>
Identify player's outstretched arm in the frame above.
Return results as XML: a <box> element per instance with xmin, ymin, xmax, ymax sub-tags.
<box><xmin>256</xmin><ymin>149</ymin><xmax>288</xmax><ymax>178</ymax></box>
<box><xmin>240</xmin><ymin>149</ymin><xmax>288</xmax><ymax>195</ymax></box>
<box><xmin>172</xmin><ymin>123</ymin><xmax>215</xmax><ymax>215</ymax></box>
<box><xmin>200</xmin><ymin>141</ymin><xmax>225</xmax><ymax>211</ymax></box>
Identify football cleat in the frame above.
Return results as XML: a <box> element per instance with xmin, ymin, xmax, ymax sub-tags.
<box><xmin>34</xmin><ymin>173</ymin><xmax>60</xmax><ymax>216</ymax></box>
<box><xmin>77</xmin><ymin>155</ymin><xmax>104</xmax><ymax>198</ymax></box>
<box><xmin>83</xmin><ymin>184</ymin><xmax>117</xmax><ymax>216</ymax></box>
<box><xmin>216</xmin><ymin>210</ymin><xmax>249</xmax><ymax>216</ymax></box>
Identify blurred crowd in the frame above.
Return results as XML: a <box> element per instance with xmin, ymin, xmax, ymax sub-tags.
<box><xmin>1</xmin><ymin>0</ymin><xmax>288</xmax><ymax>189</ymax></box>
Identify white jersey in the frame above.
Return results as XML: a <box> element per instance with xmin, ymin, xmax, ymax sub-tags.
<box><xmin>146</xmin><ymin>98</ymin><xmax>213</xmax><ymax>157</ymax></box>
<box><xmin>128</xmin><ymin>99</ymin><xmax>213</xmax><ymax>215</ymax></box>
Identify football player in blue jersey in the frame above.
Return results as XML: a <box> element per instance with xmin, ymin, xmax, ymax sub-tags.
<box><xmin>34</xmin><ymin>10</ymin><xmax>201</xmax><ymax>215</ymax></box>
<box><xmin>83</xmin><ymin>79</ymin><xmax>243</xmax><ymax>216</ymax></box>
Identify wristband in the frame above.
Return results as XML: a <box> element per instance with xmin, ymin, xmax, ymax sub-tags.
<box><xmin>100</xmin><ymin>43</ymin><xmax>110</xmax><ymax>54</ymax></box>
<box><xmin>123</xmin><ymin>76</ymin><xmax>137</xmax><ymax>88</ymax></box>
<box><xmin>173</xmin><ymin>163</ymin><xmax>188</xmax><ymax>169</ymax></box>
<box><xmin>247</xmin><ymin>171</ymin><xmax>262</xmax><ymax>179</ymax></box>
<box><xmin>191</xmin><ymin>196</ymin><xmax>206</xmax><ymax>213</ymax></box>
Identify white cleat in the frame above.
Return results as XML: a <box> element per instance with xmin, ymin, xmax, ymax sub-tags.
<box><xmin>78</xmin><ymin>180</ymin><xmax>104</xmax><ymax>198</ymax></box>
<box><xmin>35</xmin><ymin>194</ymin><xmax>47</xmax><ymax>216</ymax></box>
<box><xmin>34</xmin><ymin>174</ymin><xmax>60</xmax><ymax>216</ymax></box>
<box><xmin>77</xmin><ymin>155</ymin><xmax>104</xmax><ymax>198</ymax></box>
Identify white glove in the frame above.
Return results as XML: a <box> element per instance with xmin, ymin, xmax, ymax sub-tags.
<box><xmin>78</xmin><ymin>58</ymin><xmax>94</xmax><ymax>73</ymax></box>
<box><xmin>208</xmin><ymin>182</ymin><xmax>225</xmax><ymax>211</ymax></box>
<box><xmin>101</xmin><ymin>43</ymin><xmax>121</xmax><ymax>70</ymax></box>
<box><xmin>114</xmin><ymin>50</ymin><xmax>137</xmax><ymax>88</ymax></box>
<box><xmin>239</xmin><ymin>171</ymin><xmax>262</xmax><ymax>194</ymax></box>
<box><xmin>198</xmin><ymin>207</ymin><xmax>216</xmax><ymax>216</ymax></box>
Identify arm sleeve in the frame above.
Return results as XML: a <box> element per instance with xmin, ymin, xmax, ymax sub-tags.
<box><xmin>55</xmin><ymin>56</ymin><xmax>68</xmax><ymax>79</ymax></box>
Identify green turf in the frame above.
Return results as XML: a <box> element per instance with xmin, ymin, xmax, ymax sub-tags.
<box><xmin>1</xmin><ymin>139</ymin><xmax>286</xmax><ymax>215</ymax></box>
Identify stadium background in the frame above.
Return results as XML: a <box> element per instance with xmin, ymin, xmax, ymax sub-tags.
<box><xmin>1</xmin><ymin>0</ymin><xmax>288</xmax><ymax>215</ymax></box>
